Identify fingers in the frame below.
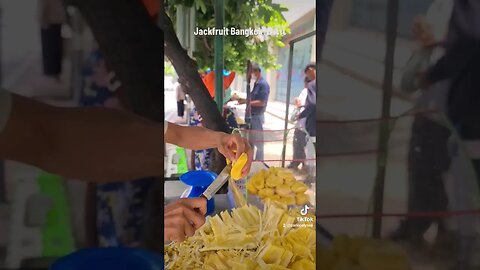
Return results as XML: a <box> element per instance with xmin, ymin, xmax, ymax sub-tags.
<box><xmin>165</xmin><ymin>225</ymin><xmax>185</xmax><ymax>242</ymax></box>
<box><xmin>233</xmin><ymin>135</ymin><xmax>245</xmax><ymax>161</ymax></box>
<box><xmin>164</xmin><ymin>198</ymin><xmax>207</xmax><ymax>243</ymax></box>
<box><xmin>218</xmin><ymin>134</ymin><xmax>236</xmax><ymax>162</ymax></box>
<box><xmin>165</xmin><ymin>199</ymin><xmax>206</xmax><ymax>227</ymax></box>
<box><xmin>181</xmin><ymin>197</ymin><xmax>208</xmax><ymax>216</ymax></box>
<box><xmin>164</xmin><ymin>216</ymin><xmax>195</xmax><ymax>242</ymax></box>
<box><xmin>242</xmin><ymin>139</ymin><xmax>254</xmax><ymax>177</ymax></box>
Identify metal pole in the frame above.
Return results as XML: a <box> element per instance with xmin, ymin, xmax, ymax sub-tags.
<box><xmin>245</xmin><ymin>61</ymin><xmax>252</xmax><ymax>130</ymax></box>
<box><xmin>70</xmin><ymin>7</ymin><xmax>84</xmax><ymax>103</ymax></box>
<box><xmin>372</xmin><ymin>0</ymin><xmax>399</xmax><ymax>238</ymax></box>
<box><xmin>214</xmin><ymin>0</ymin><xmax>224</xmax><ymax>113</ymax></box>
<box><xmin>281</xmin><ymin>42</ymin><xmax>295</xmax><ymax>168</ymax></box>
<box><xmin>176</xmin><ymin>6</ymin><xmax>186</xmax><ymax>48</ymax></box>
<box><xmin>0</xmin><ymin>2</ymin><xmax>5</xmax><ymax>203</ymax></box>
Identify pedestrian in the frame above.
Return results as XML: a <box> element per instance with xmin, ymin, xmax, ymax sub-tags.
<box><xmin>412</xmin><ymin>1</ymin><xmax>480</xmax><ymax>265</ymax></box>
<box><xmin>298</xmin><ymin>63</ymin><xmax>316</xmax><ymax>150</ymax></box>
<box><xmin>37</xmin><ymin>0</ymin><xmax>68</xmax><ymax>92</ymax></box>
<box><xmin>176</xmin><ymin>78</ymin><xmax>186</xmax><ymax>122</ymax></box>
<box><xmin>418</xmin><ymin>0</ymin><xmax>480</xmax><ymax>183</ymax></box>
<box><xmin>0</xmin><ymin>88</ymin><xmax>253</xmax><ymax>243</ymax></box>
<box><xmin>392</xmin><ymin>0</ymin><xmax>454</xmax><ymax>246</ymax></box>
<box><xmin>288</xmin><ymin>77</ymin><xmax>310</xmax><ymax>171</ymax></box>
<box><xmin>234</xmin><ymin>63</ymin><xmax>270</xmax><ymax>161</ymax></box>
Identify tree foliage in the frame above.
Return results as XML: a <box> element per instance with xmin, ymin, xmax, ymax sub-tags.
<box><xmin>165</xmin><ymin>0</ymin><xmax>290</xmax><ymax>73</ymax></box>
<box><xmin>164</xmin><ymin>61</ymin><xmax>176</xmax><ymax>77</ymax></box>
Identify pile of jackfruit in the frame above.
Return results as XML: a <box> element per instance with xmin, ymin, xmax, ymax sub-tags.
<box><xmin>246</xmin><ymin>167</ymin><xmax>310</xmax><ymax>206</ymax></box>
<box><xmin>318</xmin><ymin>234</ymin><xmax>411</xmax><ymax>270</ymax></box>
<box><xmin>165</xmin><ymin>201</ymin><xmax>316</xmax><ymax>270</ymax></box>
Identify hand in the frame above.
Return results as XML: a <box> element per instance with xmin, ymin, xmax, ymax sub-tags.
<box><xmin>217</xmin><ymin>133</ymin><xmax>253</xmax><ymax>177</ymax></box>
<box><xmin>416</xmin><ymin>70</ymin><xmax>430</xmax><ymax>89</ymax></box>
<box><xmin>164</xmin><ymin>198</ymin><xmax>207</xmax><ymax>243</ymax></box>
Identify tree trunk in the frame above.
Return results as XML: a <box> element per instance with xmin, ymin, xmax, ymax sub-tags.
<box><xmin>67</xmin><ymin>0</ymin><xmax>165</xmax><ymax>121</ymax></box>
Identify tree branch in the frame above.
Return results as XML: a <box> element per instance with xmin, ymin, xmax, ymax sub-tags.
<box><xmin>158</xmin><ymin>9</ymin><xmax>229</xmax><ymax>134</ymax></box>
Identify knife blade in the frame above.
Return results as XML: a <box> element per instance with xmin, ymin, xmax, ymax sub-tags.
<box><xmin>202</xmin><ymin>164</ymin><xmax>232</xmax><ymax>200</ymax></box>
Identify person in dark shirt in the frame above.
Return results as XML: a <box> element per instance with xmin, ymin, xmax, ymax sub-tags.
<box><xmin>249</xmin><ymin>64</ymin><xmax>270</xmax><ymax>161</ymax></box>
<box><xmin>236</xmin><ymin>63</ymin><xmax>270</xmax><ymax>161</ymax></box>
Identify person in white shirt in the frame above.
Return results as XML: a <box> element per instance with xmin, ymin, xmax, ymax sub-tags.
<box><xmin>392</xmin><ymin>0</ymin><xmax>454</xmax><ymax>245</ymax></box>
<box><xmin>287</xmin><ymin>77</ymin><xmax>310</xmax><ymax>171</ymax></box>
<box><xmin>175</xmin><ymin>78</ymin><xmax>186</xmax><ymax>121</ymax></box>
<box><xmin>0</xmin><ymin>88</ymin><xmax>253</xmax><ymax>242</ymax></box>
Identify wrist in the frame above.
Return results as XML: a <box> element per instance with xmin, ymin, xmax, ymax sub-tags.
<box><xmin>214</xmin><ymin>131</ymin><xmax>227</xmax><ymax>148</ymax></box>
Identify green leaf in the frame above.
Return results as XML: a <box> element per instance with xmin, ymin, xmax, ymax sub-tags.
<box><xmin>197</xmin><ymin>0</ymin><xmax>207</xmax><ymax>14</ymax></box>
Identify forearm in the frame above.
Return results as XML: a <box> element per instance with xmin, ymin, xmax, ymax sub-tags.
<box><xmin>166</xmin><ymin>124</ymin><xmax>224</xmax><ymax>150</ymax></box>
<box><xmin>250</xmin><ymin>100</ymin><xmax>265</xmax><ymax>107</ymax></box>
<box><xmin>0</xmin><ymin>94</ymin><xmax>164</xmax><ymax>183</ymax></box>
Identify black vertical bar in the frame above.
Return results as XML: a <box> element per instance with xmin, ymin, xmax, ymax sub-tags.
<box><xmin>372</xmin><ymin>0</ymin><xmax>399</xmax><ymax>238</ymax></box>
<box><xmin>0</xmin><ymin>2</ymin><xmax>5</xmax><ymax>203</ymax></box>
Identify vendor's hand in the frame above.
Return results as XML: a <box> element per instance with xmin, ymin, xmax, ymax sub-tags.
<box><xmin>217</xmin><ymin>133</ymin><xmax>253</xmax><ymax>177</ymax></box>
<box><xmin>164</xmin><ymin>198</ymin><xmax>207</xmax><ymax>243</ymax></box>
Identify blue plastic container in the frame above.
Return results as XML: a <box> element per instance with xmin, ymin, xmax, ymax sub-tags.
<box><xmin>179</xmin><ymin>170</ymin><xmax>217</xmax><ymax>215</ymax></box>
<box><xmin>50</xmin><ymin>247</ymin><xmax>164</xmax><ymax>270</ymax></box>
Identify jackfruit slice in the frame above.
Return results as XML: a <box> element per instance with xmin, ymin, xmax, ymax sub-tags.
<box><xmin>258</xmin><ymin>188</ymin><xmax>275</xmax><ymax>199</ymax></box>
<box><xmin>290</xmin><ymin>182</ymin><xmax>308</xmax><ymax>193</ymax></box>
<box><xmin>250</xmin><ymin>173</ymin><xmax>265</xmax><ymax>190</ymax></box>
<box><xmin>284</xmin><ymin>195</ymin><xmax>296</xmax><ymax>205</ymax></box>
<box><xmin>266</xmin><ymin>175</ymin><xmax>284</xmax><ymax>188</ymax></box>
<box><xmin>231</xmin><ymin>153</ymin><xmax>248</xmax><ymax>180</ymax></box>
<box><xmin>275</xmin><ymin>184</ymin><xmax>292</xmax><ymax>197</ymax></box>
<box><xmin>259</xmin><ymin>243</ymin><xmax>284</xmax><ymax>264</ymax></box>
<box><xmin>246</xmin><ymin>182</ymin><xmax>258</xmax><ymax>195</ymax></box>
<box><xmin>290</xmin><ymin>258</ymin><xmax>315</xmax><ymax>270</ymax></box>
<box><xmin>295</xmin><ymin>193</ymin><xmax>310</xmax><ymax>205</ymax></box>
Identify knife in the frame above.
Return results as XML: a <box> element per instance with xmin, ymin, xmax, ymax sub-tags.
<box><xmin>201</xmin><ymin>164</ymin><xmax>232</xmax><ymax>200</ymax></box>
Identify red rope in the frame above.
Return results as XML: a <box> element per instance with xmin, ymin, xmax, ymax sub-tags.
<box><xmin>239</xmin><ymin>128</ymin><xmax>296</xmax><ymax>133</ymax></box>
<box><xmin>252</xmin><ymin>158</ymin><xmax>316</xmax><ymax>163</ymax></box>
<box><xmin>316</xmin><ymin>209</ymin><xmax>480</xmax><ymax>219</ymax></box>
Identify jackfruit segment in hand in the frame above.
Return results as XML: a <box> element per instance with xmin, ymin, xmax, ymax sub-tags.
<box><xmin>231</xmin><ymin>152</ymin><xmax>249</xmax><ymax>180</ymax></box>
<box><xmin>165</xmin><ymin>202</ymin><xmax>316</xmax><ymax>269</ymax></box>
<box><xmin>318</xmin><ymin>234</ymin><xmax>411</xmax><ymax>270</ymax></box>
<box><xmin>246</xmin><ymin>167</ymin><xmax>310</xmax><ymax>206</ymax></box>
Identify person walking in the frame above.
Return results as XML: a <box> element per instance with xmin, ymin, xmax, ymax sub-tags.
<box><xmin>392</xmin><ymin>0</ymin><xmax>454</xmax><ymax>246</ymax></box>
<box><xmin>176</xmin><ymin>78</ymin><xmax>186</xmax><ymax>122</ymax></box>
<box><xmin>288</xmin><ymin>77</ymin><xmax>310</xmax><ymax>171</ymax></box>
<box><xmin>298</xmin><ymin>63</ymin><xmax>316</xmax><ymax>146</ymax></box>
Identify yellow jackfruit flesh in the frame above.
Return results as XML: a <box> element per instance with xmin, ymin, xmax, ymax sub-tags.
<box><xmin>165</xmin><ymin>202</ymin><xmax>317</xmax><ymax>269</ymax></box>
<box><xmin>290</xmin><ymin>182</ymin><xmax>308</xmax><ymax>193</ymax></box>
<box><xmin>231</xmin><ymin>153</ymin><xmax>248</xmax><ymax>180</ymax></box>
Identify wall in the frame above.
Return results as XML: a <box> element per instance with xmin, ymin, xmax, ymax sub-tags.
<box><xmin>273</xmin><ymin>11</ymin><xmax>315</xmax><ymax>103</ymax></box>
